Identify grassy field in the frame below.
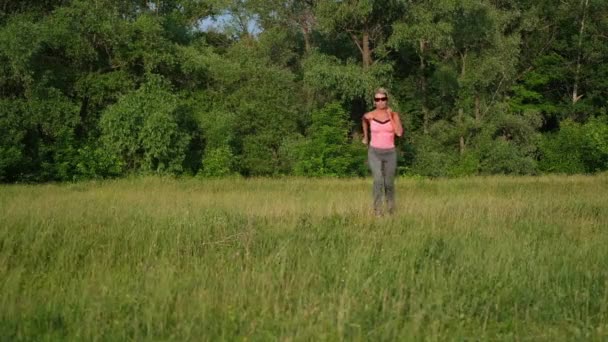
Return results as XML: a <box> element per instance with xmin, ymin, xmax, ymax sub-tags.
<box><xmin>1</xmin><ymin>175</ymin><xmax>607</xmax><ymax>341</ymax></box>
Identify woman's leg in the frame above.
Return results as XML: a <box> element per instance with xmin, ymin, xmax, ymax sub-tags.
<box><xmin>384</xmin><ymin>149</ymin><xmax>397</xmax><ymax>214</ymax></box>
<box><xmin>368</xmin><ymin>148</ymin><xmax>384</xmax><ymax>215</ymax></box>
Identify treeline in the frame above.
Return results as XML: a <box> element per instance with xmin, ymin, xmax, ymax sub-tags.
<box><xmin>1</xmin><ymin>0</ymin><xmax>607</xmax><ymax>182</ymax></box>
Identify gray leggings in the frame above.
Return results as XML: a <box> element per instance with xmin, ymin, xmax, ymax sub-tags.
<box><xmin>368</xmin><ymin>147</ymin><xmax>397</xmax><ymax>213</ymax></box>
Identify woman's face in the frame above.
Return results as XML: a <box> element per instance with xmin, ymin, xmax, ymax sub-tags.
<box><xmin>374</xmin><ymin>93</ymin><xmax>388</xmax><ymax>109</ymax></box>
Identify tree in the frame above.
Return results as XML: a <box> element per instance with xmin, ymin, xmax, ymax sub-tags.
<box><xmin>197</xmin><ymin>37</ymin><xmax>304</xmax><ymax>176</ymax></box>
<box><xmin>1</xmin><ymin>0</ymin><xmax>608</xmax><ymax>181</ymax></box>
<box><xmin>100</xmin><ymin>75</ymin><xmax>194</xmax><ymax>173</ymax></box>
<box><xmin>315</xmin><ymin>0</ymin><xmax>405</xmax><ymax>69</ymax></box>
<box><xmin>250</xmin><ymin>0</ymin><xmax>317</xmax><ymax>53</ymax></box>
<box><xmin>293</xmin><ymin>102</ymin><xmax>365</xmax><ymax>176</ymax></box>
<box><xmin>511</xmin><ymin>0</ymin><xmax>608</xmax><ymax>125</ymax></box>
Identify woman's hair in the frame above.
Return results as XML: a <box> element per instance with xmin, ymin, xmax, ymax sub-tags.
<box><xmin>374</xmin><ymin>87</ymin><xmax>389</xmax><ymax>99</ymax></box>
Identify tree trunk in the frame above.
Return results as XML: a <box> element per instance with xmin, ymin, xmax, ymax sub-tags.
<box><xmin>298</xmin><ymin>9</ymin><xmax>315</xmax><ymax>54</ymax></box>
<box><xmin>362</xmin><ymin>31</ymin><xmax>372</xmax><ymax>69</ymax></box>
<box><xmin>460</xmin><ymin>50</ymin><xmax>467</xmax><ymax>77</ymax></box>
<box><xmin>302</xmin><ymin>27</ymin><xmax>311</xmax><ymax>53</ymax></box>
<box><xmin>573</xmin><ymin>0</ymin><xmax>589</xmax><ymax>104</ymax></box>
<box><xmin>459</xmin><ymin>109</ymin><xmax>465</xmax><ymax>155</ymax></box>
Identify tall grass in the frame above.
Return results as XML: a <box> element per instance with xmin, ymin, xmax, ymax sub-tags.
<box><xmin>1</xmin><ymin>175</ymin><xmax>607</xmax><ymax>340</ymax></box>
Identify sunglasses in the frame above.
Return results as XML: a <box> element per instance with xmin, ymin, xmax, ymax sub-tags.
<box><xmin>374</xmin><ymin>97</ymin><xmax>388</xmax><ymax>102</ymax></box>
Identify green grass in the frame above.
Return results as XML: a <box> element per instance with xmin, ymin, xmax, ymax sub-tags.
<box><xmin>1</xmin><ymin>175</ymin><xmax>608</xmax><ymax>341</ymax></box>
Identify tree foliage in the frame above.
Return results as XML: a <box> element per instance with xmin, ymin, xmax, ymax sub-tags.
<box><xmin>1</xmin><ymin>0</ymin><xmax>607</xmax><ymax>181</ymax></box>
<box><xmin>100</xmin><ymin>75</ymin><xmax>195</xmax><ymax>174</ymax></box>
<box><xmin>292</xmin><ymin>102</ymin><xmax>365</xmax><ymax>176</ymax></box>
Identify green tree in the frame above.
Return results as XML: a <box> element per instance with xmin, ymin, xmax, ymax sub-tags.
<box><xmin>293</xmin><ymin>102</ymin><xmax>365</xmax><ymax>176</ymax></box>
<box><xmin>2</xmin><ymin>0</ymin><xmax>608</xmax><ymax>181</ymax></box>
<box><xmin>511</xmin><ymin>0</ymin><xmax>608</xmax><ymax>125</ymax></box>
<box><xmin>315</xmin><ymin>0</ymin><xmax>404</xmax><ymax>69</ymax></box>
<box><xmin>539</xmin><ymin>118</ymin><xmax>608</xmax><ymax>174</ymax></box>
<box><xmin>252</xmin><ymin>0</ymin><xmax>317</xmax><ymax>53</ymax></box>
<box><xmin>199</xmin><ymin>37</ymin><xmax>303</xmax><ymax>176</ymax></box>
<box><xmin>100</xmin><ymin>75</ymin><xmax>194</xmax><ymax>173</ymax></box>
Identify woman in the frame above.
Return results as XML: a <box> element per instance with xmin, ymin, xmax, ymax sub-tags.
<box><xmin>362</xmin><ymin>88</ymin><xmax>403</xmax><ymax>216</ymax></box>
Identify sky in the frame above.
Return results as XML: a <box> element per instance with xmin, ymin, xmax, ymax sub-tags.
<box><xmin>198</xmin><ymin>12</ymin><xmax>261</xmax><ymax>35</ymax></box>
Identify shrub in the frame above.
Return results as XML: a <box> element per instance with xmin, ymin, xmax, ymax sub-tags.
<box><xmin>410</xmin><ymin>134</ymin><xmax>457</xmax><ymax>177</ymax></box>
<box><xmin>200</xmin><ymin>146</ymin><xmax>235</xmax><ymax>177</ymax></box>
<box><xmin>450</xmin><ymin>152</ymin><xmax>480</xmax><ymax>177</ymax></box>
<box><xmin>100</xmin><ymin>75</ymin><xmax>193</xmax><ymax>174</ymax></box>
<box><xmin>0</xmin><ymin>99</ymin><xmax>26</xmax><ymax>181</ymax></box>
<box><xmin>478</xmin><ymin>139</ymin><xmax>537</xmax><ymax>175</ymax></box>
<box><xmin>538</xmin><ymin>119</ymin><xmax>608</xmax><ymax>174</ymax></box>
<box><xmin>292</xmin><ymin>103</ymin><xmax>363</xmax><ymax>177</ymax></box>
<box><xmin>74</xmin><ymin>144</ymin><xmax>123</xmax><ymax>180</ymax></box>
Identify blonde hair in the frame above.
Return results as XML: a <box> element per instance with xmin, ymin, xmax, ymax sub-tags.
<box><xmin>374</xmin><ymin>87</ymin><xmax>389</xmax><ymax>99</ymax></box>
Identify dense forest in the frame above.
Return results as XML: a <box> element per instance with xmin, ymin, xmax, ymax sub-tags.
<box><xmin>1</xmin><ymin>0</ymin><xmax>607</xmax><ymax>181</ymax></box>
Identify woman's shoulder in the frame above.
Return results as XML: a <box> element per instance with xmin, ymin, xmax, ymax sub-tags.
<box><xmin>363</xmin><ymin>111</ymin><xmax>375</xmax><ymax>120</ymax></box>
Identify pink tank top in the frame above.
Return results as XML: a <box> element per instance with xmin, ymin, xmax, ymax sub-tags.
<box><xmin>370</xmin><ymin>118</ymin><xmax>395</xmax><ymax>149</ymax></box>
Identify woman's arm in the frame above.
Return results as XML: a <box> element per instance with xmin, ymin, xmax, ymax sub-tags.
<box><xmin>362</xmin><ymin>113</ymin><xmax>372</xmax><ymax>144</ymax></box>
<box><xmin>390</xmin><ymin>111</ymin><xmax>403</xmax><ymax>137</ymax></box>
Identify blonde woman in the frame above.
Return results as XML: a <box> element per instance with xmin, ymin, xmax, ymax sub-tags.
<box><xmin>362</xmin><ymin>88</ymin><xmax>403</xmax><ymax>216</ymax></box>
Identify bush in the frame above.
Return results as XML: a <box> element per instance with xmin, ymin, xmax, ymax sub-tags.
<box><xmin>538</xmin><ymin>121</ymin><xmax>586</xmax><ymax>174</ymax></box>
<box><xmin>410</xmin><ymin>135</ymin><xmax>457</xmax><ymax>177</ymax></box>
<box><xmin>450</xmin><ymin>152</ymin><xmax>480</xmax><ymax>177</ymax></box>
<box><xmin>200</xmin><ymin>146</ymin><xmax>235</xmax><ymax>177</ymax></box>
<box><xmin>292</xmin><ymin>103</ymin><xmax>364</xmax><ymax>177</ymax></box>
<box><xmin>74</xmin><ymin>144</ymin><xmax>123</xmax><ymax>180</ymax></box>
<box><xmin>0</xmin><ymin>99</ymin><xmax>26</xmax><ymax>181</ymax></box>
<box><xmin>478</xmin><ymin>139</ymin><xmax>537</xmax><ymax>175</ymax></box>
<box><xmin>538</xmin><ymin>119</ymin><xmax>608</xmax><ymax>174</ymax></box>
<box><xmin>583</xmin><ymin>117</ymin><xmax>608</xmax><ymax>171</ymax></box>
<box><xmin>411</xmin><ymin>149</ymin><xmax>456</xmax><ymax>177</ymax></box>
<box><xmin>100</xmin><ymin>75</ymin><xmax>193</xmax><ymax>174</ymax></box>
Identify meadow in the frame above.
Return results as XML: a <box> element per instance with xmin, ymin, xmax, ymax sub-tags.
<box><xmin>1</xmin><ymin>175</ymin><xmax>607</xmax><ymax>341</ymax></box>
